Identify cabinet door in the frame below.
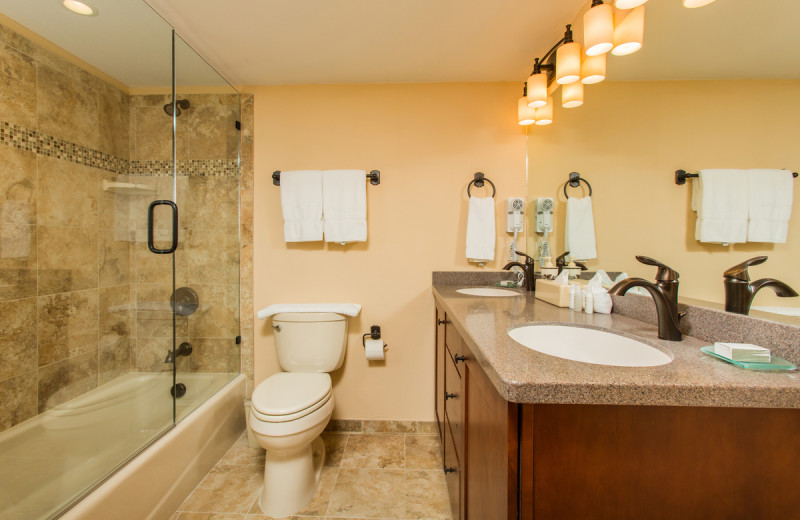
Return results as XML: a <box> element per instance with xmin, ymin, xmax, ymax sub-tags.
<box><xmin>444</xmin><ymin>353</ymin><xmax>463</xmax><ymax>458</ymax></box>
<box><xmin>443</xmin><ymin>416</ymin><xmax>461</xmax><ymax>520</ymax></box>
<box><xmin>435</xmin><ymin>306</ymin><xmax>446</xmax><ymax>444</ymax></box>
<box><xmin>465</xmin><ymin>357</ymin><xmax>518</xmax><ymax>520</ymax></box>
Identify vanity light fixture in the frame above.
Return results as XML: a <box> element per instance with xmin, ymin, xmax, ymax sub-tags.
<box><xmin>518</xmin><ymin>86</ymin><xmax>537</xmax><ymax>126</ymax></box>
<box><xmin>581</xmin><ymin>53</ymin><xmax>606</xmax><ymax>84</ymax></box>
<box><xmin>62</xmin><ymin>0</ymin><xmax>99</xmax><ymax>16</ymax></box>
<box><xmin>526</xmin><ymin>59</ymin><xmax>549</xmax><ymax>108</ymax></box>
<box><xmin>612</xmin><ymin>5</ymin><xmax>645</xmax><ymax>55</ymax></box>
<box><xmin>555</xmin><ymin>25</ymin><xmax>582</xmax><ymax>84</ymax></box>
<box><xmin>534</xmin><ymin>97</ymin><xmax>554</xmax><ymax>125</ymax></box>
<box><xmin>614</xmin><ymin>0</ymin><xmax>648</xmax><ymax>8</ymax></box>
<box><xmin>584</xmin><ymin>1</ymin><xmax>614</xmax><ymax>56</ymax></box>
<box><xmin>683</xmin><ymin>0</ymin><xmax>717</xmax><ymax>7</ymax></box>
<box><xmin>562</xmin><ymin>82</ymin><xmax>584</xmax><ymax>108</ymax></box>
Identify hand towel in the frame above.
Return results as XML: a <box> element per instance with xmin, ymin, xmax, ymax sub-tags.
<box><xmin>280</xmin><ymin>170</ymin><xmax>323</xmax><ymax>242</ymax></box>
<box><xmin>747</xmin><ymin>169</ymin><xmax>793</xmax><ymax>243</ymax></box>
<box><xmin>257</xmin><ymin>303</ymin><xmax>362</xmax><ymax>320</ymax></box>
<box><xmin>322</xmin><ymin>170</ymin><xmax>367</xmax><ymax>243</ymax></box>
<box><xmin>466</xmin><ymin>196</ymin><xmax>495</xmax><ymax>263</ymax></box>
<box><xmin>693</xmin><ymin>169</ymin><xmax>748</xmax><ymax>244</ymax></box>
<box><xmin>565</xmin><ymin>196</ymin><xmax>597</xmax><ymax>260</ymax></box>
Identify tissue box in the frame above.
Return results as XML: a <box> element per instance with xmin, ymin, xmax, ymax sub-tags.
<box><xmin>535</xmin><ymin>279</ymin><xmax>571</xmax><ymax>308</ymax></box>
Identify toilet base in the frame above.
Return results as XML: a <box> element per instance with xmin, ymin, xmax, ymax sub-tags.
<box><xmin>258</xmin><ymin>436</ymin><xmax>326</xmax><ymax>517</ymax></box>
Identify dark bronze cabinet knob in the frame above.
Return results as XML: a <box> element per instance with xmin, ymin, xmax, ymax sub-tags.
<box><xmin>454</xmin><ymin>354</ymin><xmax>466</xmax><ymax>363</ymax></box>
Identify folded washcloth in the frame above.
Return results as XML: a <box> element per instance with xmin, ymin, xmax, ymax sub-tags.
<box><xmin>322</xmin><ymin>170</ymin><xmax>367</xmax><ymax>243</ymax></box>
<box><xmin>466</xmin><ymin>196</ymin><xmax>495</xmax><ymax>263</ymax></box>
<box><xmin>565</xmin><ymin>196</ymin><xmax>597</xmax><ymax>260</ymax></box>
<box><xmin>257</xmin><ymin>303</ymin><xmax>362</xmax><ymax>320</ymax></box>
<box><xmin>280</xmin><ymin>170</ymin><xmax>323</xmax><ymax>242</ymax></box>
<box><xmin>693</xmin><ymin>169</ymin><xmax>748</xmax><ymax>244</ymax></box>
<box><xmin>747</xmin><ymin>169</ymin><xmax>793</xmax><ymax>243</ymax></box>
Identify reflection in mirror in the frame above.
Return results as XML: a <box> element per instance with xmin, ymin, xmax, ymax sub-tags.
<box><xmin>525</xmin><ymin>0</ymin><xmax>800</xmax><ymax>323</ymax></box>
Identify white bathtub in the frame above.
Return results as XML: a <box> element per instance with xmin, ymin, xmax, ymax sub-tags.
<box><xmin>0</xmin><ymin>372</ymin><xmax>244</xmax><ymax>520</ymax></box>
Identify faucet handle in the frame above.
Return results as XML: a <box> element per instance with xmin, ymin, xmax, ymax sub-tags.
<box><xmin>514</xmin><ymin>250</ymin><xmax>535</xmax><ymax>265</ymax></box>
<box><xmin>555</xmin><ymin>251</ymin><xmax>570</xmax><ymax>267</ymax></box>
<box><xmin>724</xmin><ymin>256</ymin><xmax>768</xmax><ymax>282</ymax></box>
<box><xmin>636</xmin><ymin>256</ymin><xmax>679</xmax><ymax>281</ymax></box>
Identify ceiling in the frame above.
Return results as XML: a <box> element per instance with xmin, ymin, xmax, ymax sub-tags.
<box><xmin>0</xmin><ymin>0</ymin><xmax>797</xmax><ymax>88</ymax></box>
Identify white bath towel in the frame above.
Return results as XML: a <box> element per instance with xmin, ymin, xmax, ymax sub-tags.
<box><xmin>466</xmin><ymin>196</ymin><xmax>495</xmax><ymax>263</ymax></box>
<box><xmin>322</xmin><ymin>170</ymin><xmax>367</xmax><ymax>243</ymax></box>
<box><xmin>693</xmin><ymin>169</ymin><xmax>748</xmax><ymax>244</ymax></box>
<box><xmin>257</xmin><ymin>303</ymin><xmax>362</xmax><ymax>320</ymax></box>
<box><xmin>565</xmin><ymin>196</ymin><xmax>597</xmax><ymax>260</ymax></box>
<box><xmin>747</xmin><ymin>169</ymin><xmax>793</xmax><ymax>243</ymax></box>
<box><xmin>280</xmin><ymin>170</ymin><xmax>323</xmax><ymax>242</ymax></box>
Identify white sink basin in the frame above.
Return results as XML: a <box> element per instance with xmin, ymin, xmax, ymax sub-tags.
<box><xmin>456</xmin><ymin>287</ymin><xmax>519</xmax><ymax>297</ymax></box>
<box><xmin>508</xmin><ymin>325</ymin><xmax>672</xmax><ymax>367</ymax></box>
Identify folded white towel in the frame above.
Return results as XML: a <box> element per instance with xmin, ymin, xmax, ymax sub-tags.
<box><xmin>466</xmin><ymin>196</ymin><xmax>495</xmax><ymax>263</ymax></box>
<box><xmin>693</xmin><ymin>169</ymin><xmax>748</xmax><ymax>244</ymax></box>
<box><xmin>565</xmin><ymin>196</ymin><xmax>597</xmax><ymax>260</ymax></box>
<box><xmin>257</xmin><ymin>303</ymin><xmax>362</xmax><ymax>320</ymax></box>
<box><xmin>322</xmin><ymin>170</ymin><xmax>367</xmax><ymax>243</ymax></box>
<box><xmin>280</xmin><ymin>170</ymin><xmax>323</xmax><ymax>242</ymax></box>
<box><xmin>747</xmin><ymin>169</ymin><xmax>793</xmax><ymax>243</ymax></box>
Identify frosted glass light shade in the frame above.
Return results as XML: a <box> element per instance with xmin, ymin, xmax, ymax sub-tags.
<box><xmin>62</xmin><ymin>0</ymin><xmax>98</xmax><ymax>16</ymax></box>
<box><xmin>683</xmin><ymin>0</ymin><xmax>717</xmax><ymax>7</ymax></box>
<box><xmin>581</xmin><ymin>53</ymin><xmax>606</xmax><ymax>84</ymax></box>
<box><xmin>615</xmin><ymin>0</ymin><xmax>647</xmax><ymax>8</ymax></box>
<box><xmin>584</xmin><ymin>3</ymin><xmax>614</xmax><ymax>56</ymax></box>
<box><xmin>534</xmin><ymin>97</ymin><xmax>553</xmax><ymax>125</ymax></box>
<box><xmin>612</xmin><ymin>5</ymin><xmax>645</xmax><ymax>56</ymax></box>
<box><xmin>527</xmin><ymin>73</ymin><xmax>548</xmax><ymax>108</ymax></box>
<box><xmin>518</xmin><ymin>97</ymin><xmax>536</xmax><ymax>125</ymax></box>
<box><xmin>556</xmin><ymin>42</ymin><xmax>582</xmax><ymax>84</ymax></box>
<box><xmin>562</xmin><ymin>82</ymin><xmax>584</xmax><ymax>108</ymax></box>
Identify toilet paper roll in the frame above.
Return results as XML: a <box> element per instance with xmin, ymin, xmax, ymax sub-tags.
<box><xmin>365</xmin><ymin>339</ymin><xmax>385</xmax><ymax>360</ymax></box>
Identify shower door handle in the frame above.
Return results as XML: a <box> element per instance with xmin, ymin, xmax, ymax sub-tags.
<box><xmin>147</xmin><ymin>200</ymin><xmax>178</xmax><ymax>254</ymax></box>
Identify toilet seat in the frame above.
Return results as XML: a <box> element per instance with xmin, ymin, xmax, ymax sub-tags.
<box><xmin>252</xmin><ymin>373</ymin><xmax>332</xmax><ymax>423</ymax></box>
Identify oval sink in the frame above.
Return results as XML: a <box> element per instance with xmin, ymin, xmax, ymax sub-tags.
<box><xmin>457</xmin><ymin>287</ymin><xmax>519</xmax><ymax>297</ymax></box>
<box><xmin>508</xmin><ymin>325</ymin><xmax>672</xmax><ymax>367</ymax></box>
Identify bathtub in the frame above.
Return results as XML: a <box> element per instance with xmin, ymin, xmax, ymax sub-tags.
<box><xmin>0</xmin><ymin>372</ymin><xmax>245</xmax><ymax>520</ymax></box>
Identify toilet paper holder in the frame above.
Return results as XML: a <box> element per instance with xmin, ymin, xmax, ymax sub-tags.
<box><xmin>362</xmin><ymin>325</ymin><xmax>388</xmax><ymax>351</ymax></box>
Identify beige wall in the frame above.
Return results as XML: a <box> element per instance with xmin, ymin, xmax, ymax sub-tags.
<box><xmin>526</xmin><ymin>79</ymin><xmax>800</xmax><ymax>306</ymax></box>
<box><xmin>247</xmin><ymin>82</ymin><xmax>526</xmax><ymax>421</ymax></box>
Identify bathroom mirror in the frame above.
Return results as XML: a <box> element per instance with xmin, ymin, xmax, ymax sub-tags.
<box><xmin>525</xmin><ymin>0</ymin><xmax>800</xmax><ymax>325</ymax></box>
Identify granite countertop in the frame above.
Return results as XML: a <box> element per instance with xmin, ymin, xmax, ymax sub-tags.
<box><xmin>432</xmin><ymin>284</ymin><xmax>800</xmax><ymax>409</ymax></box>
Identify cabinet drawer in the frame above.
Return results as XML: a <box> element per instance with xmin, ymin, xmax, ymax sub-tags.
<box><xmin>443</xmin><ymin>417</ymin><xmax>461</xmax><ymax>520</ymax></box>
<box><xmin>445</xmin><ymin>321</ymin><xmax>466</xmax><ymax>377</ymax></box>
<box><xmin>444</xmin><ymin>353</ymin><xmax>463</xmax><ymax>459</ymax></box>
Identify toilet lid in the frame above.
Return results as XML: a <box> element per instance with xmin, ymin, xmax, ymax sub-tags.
<box><xmin>251</xmin><ymin>372</ymin><xmax>332</xmax><ymax>416</ymax></box>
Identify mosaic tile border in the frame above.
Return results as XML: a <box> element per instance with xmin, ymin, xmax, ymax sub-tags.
<box><xmin>1</xmin><ymin>121</ymin><xmax>239</xmax><ymax>177</ymax></box>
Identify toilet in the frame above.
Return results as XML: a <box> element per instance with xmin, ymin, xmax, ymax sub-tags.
<box><xmin>249</xmin><ymin>308</ymin><xmax>354</xmax><ymax>517</ymax></box>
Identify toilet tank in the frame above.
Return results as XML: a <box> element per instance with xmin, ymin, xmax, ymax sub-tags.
<box><xmin>272</xmin><ymin>312</ymin><xmax>348</xmax><ymax>372</ymax></box>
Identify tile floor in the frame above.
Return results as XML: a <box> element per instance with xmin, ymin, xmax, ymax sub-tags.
<box><xmin>170</xmin><ymin>430</ymin><xmax>452</xmax><ymax>520</ymax></box>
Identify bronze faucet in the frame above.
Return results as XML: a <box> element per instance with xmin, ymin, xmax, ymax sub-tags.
<box><xmin>503</xmin><ymin>251</ymin><xmax>536</xmax><ymax>292</ymax></box>
<box><xmin>723</xmin><ymin>256</ymin><xmax>798</xmax><ymax>315</ymax></box>
<box><xmin>609</xmin><ymin>256</ymin><xmax>685</xmax><ymax>341</ymax></box>
<box><xmin>555</xmin><ymin>251</ymin><xmax>587</xmax><ymax>274</ymax></box>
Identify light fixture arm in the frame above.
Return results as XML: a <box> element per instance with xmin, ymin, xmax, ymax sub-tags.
<box><xmin>528</xmin><ymin>24</ymin><xmax>573</xmax><ymax>76</ymax></box>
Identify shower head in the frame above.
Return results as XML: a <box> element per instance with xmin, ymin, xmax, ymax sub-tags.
<box><xmin>163</xmin><ymin>98</ymin><xmax>190</xmax><ymax>116</ymax></box>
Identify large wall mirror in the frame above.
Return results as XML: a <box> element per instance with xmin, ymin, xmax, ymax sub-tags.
<box><xmin>525</xmin><ymin>0</ymin><xmax>800</xmax><ymax>323</ymax></box>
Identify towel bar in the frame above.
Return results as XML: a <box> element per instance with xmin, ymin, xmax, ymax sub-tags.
<box><xmin>563</xmin><ymin>172</ymin><xmax>592</xmax><ymax>198</ymax></box>
<box><xmin>675</xmin><ymin>169</ymin><xmax>798</xmax><ymax>185</ymax></box>
<box><xmin>272</xmin><ymin>170</ymin><xmax>380</xmax><ymax>186</ymax></box>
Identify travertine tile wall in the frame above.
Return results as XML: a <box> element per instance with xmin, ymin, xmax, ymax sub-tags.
<box><xmin>0</xmin><ymin>22</ymin><xmax>134</xmax><ymax>432</ymax></box>
<box><xmin>0</xmin><ymin>21</ymin><xmax>245</xmax><ymax>433</ymax></box>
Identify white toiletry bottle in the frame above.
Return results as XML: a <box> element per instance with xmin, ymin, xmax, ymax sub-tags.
<box><xmin>574</xmin><ymin>286</ymin><xmax>583</xmax><ymax>312</ymax></box>
<box><xmin>569</xmin><ymin>283</ymin><xmax>576</xmax><ymax>309</ymax></box>
<box><xmin>584</xmin><ymin>289</ymin><xmax>594</xmax><ymax>314</ymax></box>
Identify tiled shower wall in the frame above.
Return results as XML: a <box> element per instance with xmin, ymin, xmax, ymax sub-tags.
<box><xmin>0</xmin><ymin>22</ymin><xmax>244</xmax><ymax>434</ymax></box>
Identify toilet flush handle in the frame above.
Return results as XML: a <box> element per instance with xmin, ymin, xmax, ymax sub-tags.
<box><xmin>272</xmin><ymin>324</ymin><xmax>281</xmax><ymax>332</ymax></box>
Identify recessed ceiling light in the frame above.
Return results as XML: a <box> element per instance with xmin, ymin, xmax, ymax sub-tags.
<box><xmin>62</xmin><ymin>0</ymin><xmax>99</xmax><ymax>17</ymax></box>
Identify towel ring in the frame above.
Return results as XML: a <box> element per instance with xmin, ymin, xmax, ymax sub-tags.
<box><xmin>563</xmin><ymin>172</ymin><xmax>592</xmax><ymax>198</ymax></box>
<box><xmin>468</xmin><ymin>172</ymin><xmax>496</xmax><ymax>198</ymax></box>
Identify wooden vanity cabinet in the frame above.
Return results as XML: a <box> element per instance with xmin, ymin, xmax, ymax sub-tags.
<box><xmin>435</xmin><ymin>304</ymin><xmax>519</xmax><ymax>520</ymax></box>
